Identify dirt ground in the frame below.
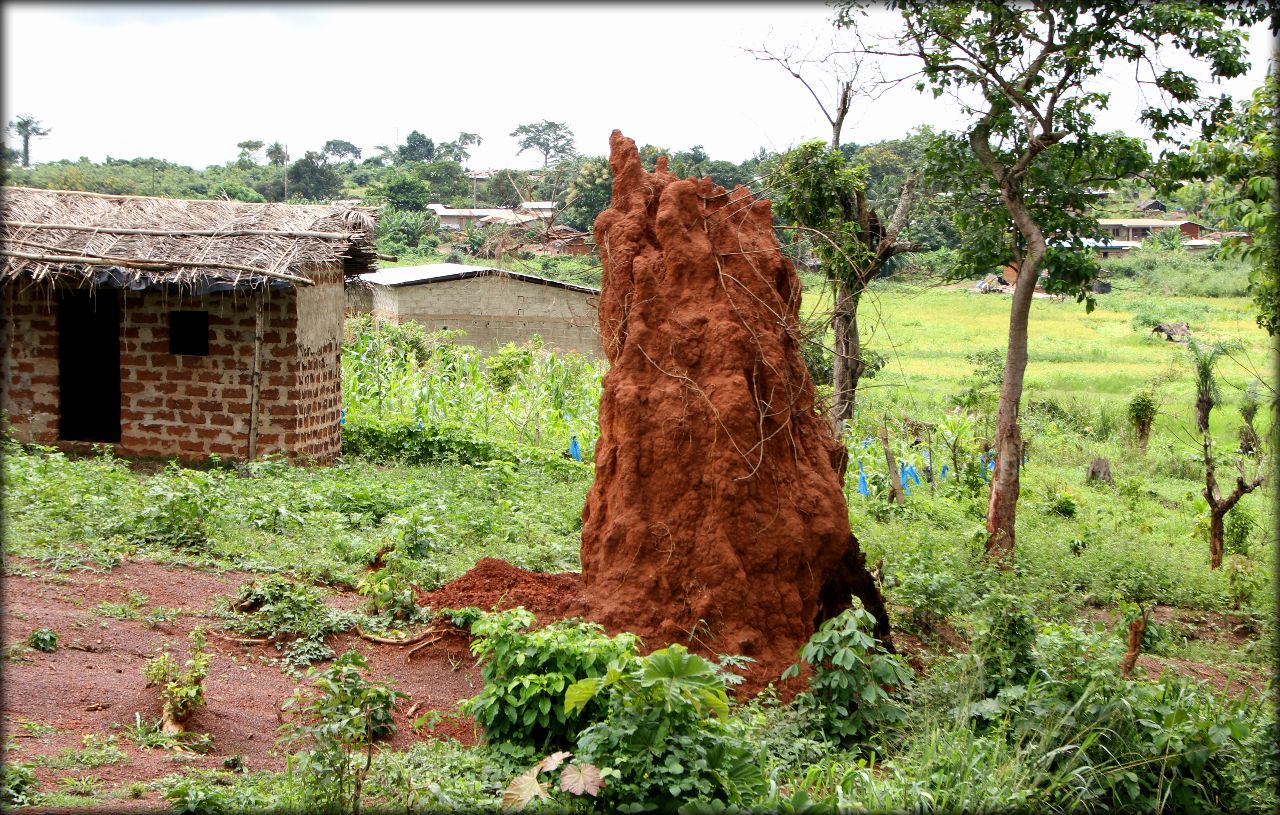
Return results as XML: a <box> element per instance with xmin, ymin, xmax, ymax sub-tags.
<box><xmin>1</xmin><ymin>557</ymin><xmax>573</xmax><ymax>806</ymax></box>
<box><xmin>4</xmin><ymin>557</ymin><xmax>1272</xmax><ymax>809</ymax></box>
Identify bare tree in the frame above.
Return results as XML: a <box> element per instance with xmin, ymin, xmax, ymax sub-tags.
<box><xmin>750</xmin><ymin>34</ymin><xmax>919</xmax><ymax>439</ymax></box>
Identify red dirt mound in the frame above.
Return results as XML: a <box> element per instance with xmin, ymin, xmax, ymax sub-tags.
<box><xmin>571</xmin><ymin>131</ymin><xmax>889</xmax><ymax>696</ymax></box>
<box><xmin>417</xmin><ymin>557</ymin><xmax>579</xmax><ymax>624</ymax></box>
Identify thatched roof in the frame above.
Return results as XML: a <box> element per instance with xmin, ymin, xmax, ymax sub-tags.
<box><xmin>1</xmin><ymin>187</ymin><xmax>379</xmax><ymax>290</ymax></box>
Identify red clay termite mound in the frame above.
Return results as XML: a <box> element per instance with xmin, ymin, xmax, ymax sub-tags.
<box><xmin>573</xmin><ymin>130</ymin><xmax>891</xmax><ymax>693</ymax></box>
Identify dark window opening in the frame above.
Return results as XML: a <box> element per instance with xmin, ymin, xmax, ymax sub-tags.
<box><xmin>169</xmin><ymin>311</ymin><xmax>209</xmax><ymax>355</ymax></box>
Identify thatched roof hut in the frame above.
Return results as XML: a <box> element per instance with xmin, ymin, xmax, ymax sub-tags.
<box><xmin>1</xmin><ymin>186</ymin><xmax>379</xmax><ymax>291</ymax></box>
<box><xmin>1</xmin><ymin>187</ymin><xmax>379</xmax><ymax>464</ymax></box>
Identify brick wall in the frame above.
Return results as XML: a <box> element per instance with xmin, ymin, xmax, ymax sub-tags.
<box><xmin>353</xmin><ymin>274</ymin><xmax>602</xmax><ymax>356</ymax></box>
<box><xmin>1</xmin><ymin>267</ymin><xmax>344</xmax><ymax>464</ymax></box>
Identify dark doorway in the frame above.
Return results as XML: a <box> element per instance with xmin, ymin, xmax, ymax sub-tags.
<box><xmin>58</xmin><ymin>289</ymin><xmax>121</xmax><ymax>443</ymax></box>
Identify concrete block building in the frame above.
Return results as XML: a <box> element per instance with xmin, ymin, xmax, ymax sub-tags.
<box><xmin>347</xmin><ymin>263</ymin><xmax>601</xmax><ymax>357</ymax></box>
<box><xmin>0</xmin><ymin>186</ymin><xmax>378</xmax><ymax>463</ymax></box>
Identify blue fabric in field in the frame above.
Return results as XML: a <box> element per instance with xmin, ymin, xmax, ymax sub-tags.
<box><xmin>857</xmin><ymin>462</ymin><xmax>869</xmax><ymax>496</ymax></box>
<box><xmin>907</xmin><ymin>464</ymin><xmax>921</xmax><ymax>485</ymax></box>
<box><xmin>987</xmin><ymin>457</ymin><xmax>996</xmax><ymax>471</ymax></box>
<box><xmin>568</xmin><ymin>435</ymin><xmax>582</xmax><ymax>462</ymax></box>
<box><xmin>940</xmin><ymin>464</ymin><xmax>950</xmax><ymax>480</ymax></box>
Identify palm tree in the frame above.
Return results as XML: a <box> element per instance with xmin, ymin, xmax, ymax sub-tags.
<box><xmin>8</xmin><ymin>115</ymin><xmax>50</xmax><ymax>167</ymax></box>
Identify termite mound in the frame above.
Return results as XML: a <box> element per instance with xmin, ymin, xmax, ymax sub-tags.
<box><xmin>572</xmin><ymin>130</ymin><xmax>890</xmax><ymax>694</ymax></box>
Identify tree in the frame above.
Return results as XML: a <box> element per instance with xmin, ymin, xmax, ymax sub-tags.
<box><xmin>753</xmin><ymin>36</ymin><xmax>920</xmax><ymax>436</ymax></box>
<box><xmin>1188</xmin><ymin>340</ymin><xmax>1265</xmax><ymax>569</ymax></box>
<box><xmin>836</xmin><ymin>0</ymin><xmax>1267</xmax><ymax>566</ymax></box>
<box><xmin>510</xmin><ymin>120</ymin><xmax>576</xmax><ymax>167</ymax></box>
<box><xmin>265</xmin><ymin>142</ymin><xmax>289</xmax><ymax>167</ymax></box>
<box><xmin>367</xmin><ymin>169</ymin><xmax>432</xmax><ymax>211</ymax></box>
<box><xmin>1159</xmin><ymin>62</ymin><xmax>1278</xmax><ymax>335</ymax></box>
<box><xmin>438</xmin><ymin>132</ymin><xmax>482</xmax><ymax>164</ymax></box>
<box><xmin>321</xmin><ymin>139</ymin><xmax>361</xmax><ymax>164</ymax></box>
<box><xmin>561</xmin><ymin>156</ymin><xmax>612</xmax><ymax>230</ymax></box>
<box><xmin>771</xmin><ymin>141</ymin><xmax>918</xmax><ymax>437</ymax></box>
<box><xmin>414</xmin><ymin>159</ymin><xmax>470</xmax><ymax>204</ymax></box>
<box><xmin>481</xmin><ymin>169</ymin><xmax>534</xmax><ymax>207</ymax></box>
<box><xmin>8</xmin><ymin>115</ymin><xmax>50</xmax><ymax>167</ymax></box>
<box><xmin>236</xmin><ymin>139</ymin><xmax>264</xmax><ymax>165</ymax></box>
<box><xmin>397</xmin><ymin>131</ymin><xmax>436</xmax><ymax>164</ymax></box>
<box><xmin>286</xmin><ymin>151</ymin><xmax>342</xmax><ymax>200</ymax></box>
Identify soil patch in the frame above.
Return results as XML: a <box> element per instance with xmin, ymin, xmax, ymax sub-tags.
<box><xmin>2</xmin><ymin>559</ymin><xmax>481</xmax><ymax>806</ymax></box>
<box><xmin>416</xmin><ymin>557</ymin><xmax>579</xmax><ymax>625</ymax></box>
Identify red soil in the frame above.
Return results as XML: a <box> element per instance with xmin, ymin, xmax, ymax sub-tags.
<box><xmin>416</xmin><ymin>557</ymin><xmax>578</xmax><ymax>624</ymax></box>
<box><xmin>570</xmin><ymin>131</ymin><xmax>888</xmax><ymax>696</ymax></box>
<box><xmin>1</xmin><ymin>559</ymin><xmax>481</xmax><ymax>806</ymax></box>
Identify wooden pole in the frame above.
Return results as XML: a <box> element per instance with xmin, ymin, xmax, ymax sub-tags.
<box><xmin>247</xmin><ymin>288</ymin><xmax>267</xmax><ymax>461</ymax></box>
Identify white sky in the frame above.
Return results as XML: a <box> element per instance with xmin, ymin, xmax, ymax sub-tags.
<box><xmin>3</xmin><ymin>3</ymin><xmax>1275</xmax><ymax>172</ymax></box>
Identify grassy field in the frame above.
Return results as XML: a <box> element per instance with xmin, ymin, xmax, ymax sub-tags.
<box><xmin>806</xmin><ymin>276</ymin><xmax>1273</xmax><ymax>442</ymax></box>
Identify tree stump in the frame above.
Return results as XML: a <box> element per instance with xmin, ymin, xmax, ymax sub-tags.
<box><xmin>1086</xmin><ymin>458</ymin><xmax>1112</xmax><ymax>484</ymax></box>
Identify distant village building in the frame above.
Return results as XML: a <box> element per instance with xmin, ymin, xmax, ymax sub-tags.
<box><xmin>347</xmin><ymin>263</ymin><xmax>601</xmax><ymax>357</ymax></box>
<box><xmin>1096</xmin><ymin>218</ymin><xmax>1206</xmax><ymax>242</ymax></box>
<box><xmin>0</xmin><ymin>186</ymin><xmax>378</xmax><ymax>463</ymax></box>
<box><xmin>1135</xmin><ymin>199</ymin><xmax>1167</xmax><ymax>212</ymax></box>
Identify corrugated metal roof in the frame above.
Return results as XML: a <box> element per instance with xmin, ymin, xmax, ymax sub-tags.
<box><xmin>358</xmin><ymin>263</ymin><xmax>599</xmax><ymax>294</ymax></box>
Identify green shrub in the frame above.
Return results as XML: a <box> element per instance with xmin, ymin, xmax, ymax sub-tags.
<box><xmin>971</xmin><ymin>593</ymin><xmax>1037</xmax><ymax>696</ymax></box>
<box><xmin>568</xmin><ymin>644</ymin><xmax>765</xmax><ymax>812</ymax></box>
<box><xmin>143</xmin><ymin>627</ymin><xmax>211</xmax><ymax>731</ymax></box>
<box><xmin>461</xmin><ymin>608</ymin><xmax>638</xmax><ymax>755</ymax></box>
<box><xmin>130</xmin><ymin>465</ymin><xmax>223</xmax><ymax>550</ymax></box>
<box><xmin>279</xmin><ymin>650</ymin><xmax>406</xmax><ymax>815</ymax></box>
<box><xmin>1224</xmin><ymin>503</ymin><xmax>1256</xmax><ymax>557</ymax></box>
<box><xmin>1127</xmin><ymin>389</ymin><xmax>1159</xmax><ymax>446</ymax></box>
<box><xmin>26</xmin><ymin>627</ymin><xmax>58</xmax><ymax>652</ymax></box>
<box><xmin>784</xmin><ymin>604</ymin><xmax>914</xmax><ymax>744</ymax></box>
<box><xmin>217</xmin><ymin>577</ymin><xmax>357</xmax><ymax>672</ymax></box>
<box><xmin>342</xmin><ymin>419</ymin><xmax>582</xmax><ymax>474</ymax></box>
<box><xmin>1</xmin><ymin>763</ymin><xmax>38</xmax><ymax>807</ymax></box>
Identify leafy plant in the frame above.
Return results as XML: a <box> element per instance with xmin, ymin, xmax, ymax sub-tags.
<box><xmin>58</xmin><ymin>774</ymin><xmax>102</xmax><ymax>797</ymax></box>
<box><xmin>501</xmin><ymin>750</ymin><xmax>607</xmax><ymax>811</ymax></box>
<box><xmin>34</xmin><ymin>734</ymin><xmax>126</xmax><ymax>769</ymax></box>
<box><xmin>218</xmin><ymin>576</ymin><xmax>357</xmax><ymax>666</ymax></box>
<box><xmin>26</xmin><ymin>627</ymin><xmax>58</xmax><ymax>652</ymax></box>
<box><xmin>567</xmin><ymin>644</ymin><xmax>765</xmax><ymax>812</ymax></box>
<box><xmin>970</xmin><ymin>593</ymin><xmax>1037</xmax><ymax>697</ymax></box>
<box><xmin>1127</xmin><ymin>388</ymin><xmax>1159</xmax><ymax>449</ymax></box>
<box><xmin>784</xmin><ymin>603</ymin><xmax>913</xmax><ymax>743</ymax></box>
<box><xmin>1</xmin><ymin>763</ymin><xmax>38</xmax><ymax>807</ymax></box>
<box><xmin>279</xmin><ymin>650</ymin><xmax>406</xmax><ymax>815</ymax></box>
<box><xmin>143</xmin><ymin>627</ymin><xmax>211</xmax><ymax>733</ymax></box>
<box><xmin>461</xmin><ymin>608</ymin><xmax>639</xmax><ymax>754</ymax></box>
<box><xmin>129</xmin><ymin>465</ymin><xmax>222</xmax><ymax>550</ymax></box>
<box><xmin>122</xmin><ymin>712</ymin><xmax>213</xmax><ymax>753</ymax></box>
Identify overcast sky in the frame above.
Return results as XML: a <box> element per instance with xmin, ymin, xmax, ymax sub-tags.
<box><xmin>3</xmin><ymin>3</ymin><xmax>1275</xmax><ymax>172</ymax></box>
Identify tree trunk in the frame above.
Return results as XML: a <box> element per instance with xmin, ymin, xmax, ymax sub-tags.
<box><xmin>1208</xmin><ymin>510</ymin><xmax>1226</xmax><ymax>570</ymax></box>
<box><xmin>880</xmin><ymin>423</ymin><xmax>905</xmax><ymax>504</ymax></box>
<box><xmin>1120</xmin><ymin>610</ymin><xmax>1148</xmax><ymax>678</ymax></box>
<box><xmin>984</xmin><ymin>256</ymin><xmax>1037</xmax><ymax>566</ymax></box>
<box><xmin>831</xmin><ymin>282</ymin><xmax>864</xmax><ymax>438</ymax></box>
<box><xmin>1137</xmin><ymin>422</ymin><xmax>1151</xmax><ymax>451</ymax></box>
